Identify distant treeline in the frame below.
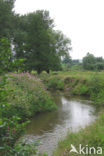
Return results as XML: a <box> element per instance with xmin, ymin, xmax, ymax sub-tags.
<box><xmin>62</xmin><ymin>53</ymin><xmax>104</xmax><ymax>71</ymax></box>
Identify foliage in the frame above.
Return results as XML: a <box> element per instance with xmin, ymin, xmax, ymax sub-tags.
<box><xmin>0</xmin><ymin>72</ymin><xmax>56</xmax><ymax>155</ymax></box>
<box><xmin>83</xmin><ymin>53</ymin><xmax>96</xmax><ymax>70</ymax></box>
<box><xmin>0</xmin><ymin>38</ymin><xmax>12</xmax><ymax>73</ymax></box>
<box><xmin>0</xmin><ymin>75</ymin><xmax>30</xmax><ymax>155</ymax></box>
<box><xmin>82</xmin><ymin>52</ymin><xmax>104</xmax><ymax>71</ymax></box>
<box><xmin>89</xmin><ymin>76</ymin><xmax>104</xmax><ymax>106</ymax></box>
<box><xmin>62</xmin><ymin>58</ymin><xmax>83</xmax><ymax>72</ymax></box>
<box><xmin>12</xmin><ymin>140</ymin><xmax>39</xmax><ymax>156</ymax></box>
<box><xmin>72</xmin><ymin>83</ymin><xmax>89</xmax><ymax>95</ymax></box>
<box><xmin>0</xmin><ymin>0</ymin><xmax>15</xmax><ymax>39</ymax></box>
<box><xmin>5</xmin><ymin>73</ymin><xmax>57</xmax><ymax>119</ymax></box>
<box><xmin>40</xmin><ymin>71</ymin><xmax>104</xmax><ymax>107</ymax></box>
<box><xmin>13</xmin><ymin>11</ymin><xmax>71</xmax><ymax>74</ymax></box>
<box><xmin>62</xmin><ymin>53</ymin><xmax>72</xmax><ymax>71</ymax></box>
<box><xmin>0</xmin><ymin>0</ymin><xmax>72</xmax><ymax>74</ymax></box>
<box><xmin>0</xmin><ymin>37</ymin><xmax>26</xmax><ymax>74</ymax></box>
<box><xmin>45</xmin><ymin>77</ymin><xmax>65</xmax><ymax>90</ymax></box>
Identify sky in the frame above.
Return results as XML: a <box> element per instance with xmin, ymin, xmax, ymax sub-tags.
<box><xmin>14</xmin><ymin>0</ymin><xmax>104</xmax><ymax>59</ymax></box>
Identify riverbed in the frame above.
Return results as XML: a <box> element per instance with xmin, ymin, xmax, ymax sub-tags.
<box><xmin>24</xmin><ymin>94</ymin><xmax>97</xmax><ymax>155</ymax></box>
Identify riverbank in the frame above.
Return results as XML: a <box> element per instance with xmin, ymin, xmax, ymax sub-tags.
<box><xmin>5</xmin><ymin>73</ymin><xmax>57</xmax><ymax>120</ymax></box>
<box><xmin>53</xmin><ymin>111</ymin><xmax>104</xmax><ymax>156</ymax></box>
<box><xmin>38</xmin><ymin>71</ymin><xmax>104</xmax><ymax>155</ymax></box>
<box><xmin>40</xmin><ymin>71</ymin><xmax>104</xmax><ymax>106</ymax></box>
<box><xmin>1</xmin><ymin>71</ymin><xmax>104</xmax><ymax>155</ymax></box>
<box><xmin>0</xmin><ymin>73</ymin><xmax>56</xmax><ymax>155</ymax></box>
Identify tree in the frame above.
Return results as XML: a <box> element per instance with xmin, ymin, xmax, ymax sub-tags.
<box><xmin>82</xmin><ymin>53</ymin><xmax>96</xmax><ymax>70</ymax></box>
<box><xmin>63</xmin><ymin>53</ymin><xmax>72</xmax><ymax>64</ymax></box>
<box><xmin>15</xmin><ymin>10</ymin><xmax>71</xmax><ymax>74</ymax></box>
<box><xmin>52</xmin><ymin>30</ymin><xmax>72</xmax><ymax>57</ymax></box>
<box><xmin>13</xmin><ymin>14</ymin><xmax>28</xmax><ymax>60</ymax></box>
<box><xmin>0</xmin><ymin>37</ymin><xmax>25</xmax><ymax>73</ymax></box>
<box><xmin>82</xmin><ymin>53</ymin><xmax>104</xmax><ymax>71</ymax></box>
<box><xmin>23</xmin><ymin>10</ymin><xmax>54</xmax><ymax>73</ymax></box>
<box><xmin>95</xmin><ymin>62</ymin><xmax>104</xmax><ymax>71</ymax></box>
<box><xmin>0</xmin><ymin>0</ymin><xmax>15</xmax><ymax>39</ymax></box>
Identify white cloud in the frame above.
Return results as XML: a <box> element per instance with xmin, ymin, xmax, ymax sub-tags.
<box><xmin>14</xmin><ymin>0</ymin><xmax>104</xmax><ymax>59</ymax></box>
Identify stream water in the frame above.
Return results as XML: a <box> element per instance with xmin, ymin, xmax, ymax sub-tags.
<box><xmin>24</xmin><ymin>94</ymin><xmax>97</xmax><ymax>155</ymax></box>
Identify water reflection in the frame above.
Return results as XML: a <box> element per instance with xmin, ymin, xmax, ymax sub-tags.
<box><xmin>25</xmin><ymin>95</ymin><xmax>97</xmax><ymax>155</ymax></box>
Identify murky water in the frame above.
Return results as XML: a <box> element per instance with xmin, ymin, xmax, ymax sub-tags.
<box><xmin>25</xmin><ymin>94</ymin><xmax>97</xmax><ymax>155</ymax></box>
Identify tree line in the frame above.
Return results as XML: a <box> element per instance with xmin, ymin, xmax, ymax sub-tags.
<box><xmin>83</xmin><ymin>53</ymin><xmax>104</xmax><ymax>71</ymax></box>
<box><xmin>0</xmin><ymin>0</ymin><xmax>71</xmax><ymax>74</ymax></box>
<box><xmin>62</xmin><ymin>52</ymin><xmax>104</xmax><ymax>71</ymax></box>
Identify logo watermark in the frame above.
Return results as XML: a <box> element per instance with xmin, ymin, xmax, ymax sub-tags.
<box><xmin>69</xmin><ymin>144</ymin><xmax>102</xmax><ymax>155</ymax></box>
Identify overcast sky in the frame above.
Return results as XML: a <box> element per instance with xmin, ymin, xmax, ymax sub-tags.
<box><xmin>14</xmin><ymin>0</ymin><xmax>104</xmax><ymax>59</ymax></box>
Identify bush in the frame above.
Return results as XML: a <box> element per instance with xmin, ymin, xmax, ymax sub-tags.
<box><xmin>46</xmin><ymin>77</ymin><xmax>64</xmax><ymax>90</ymax></box>
<box><xmin>5</xmin><ymin>73</ymin><xmax>57</xmax><ymax>119</ymax></box>
<box><xmin>0</xmin><ymin>76</ymin><xmax>30</xmax><ymax>155</ymax></box>
<box><xmin>72</xmin><ymin>84</ymin><xmax>89</xmax><ymax>95</ymax></box>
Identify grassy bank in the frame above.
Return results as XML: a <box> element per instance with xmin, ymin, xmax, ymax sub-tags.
<box><xmin>40</xmin><ymin>71</ymin><xmax>104</xmax><ymax>106</ymax></box>
<box><xmin>53</xmin><ymin>112</ymin><xmax>104</xmax><ymax>156</ymax></box>
<box><xmin>39</xmin><ymin>71</ymin><xmax>104</xmax><ymax>155</ymax></box>
<box><xmin>5</xmin><ymin>73</ymin><xmax>57</xmax><ymax>120</ymax></box>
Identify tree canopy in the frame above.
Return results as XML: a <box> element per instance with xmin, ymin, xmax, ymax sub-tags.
<box><xmin>0</xmin><ymin>0</ymin><xmax>15</xmax><ymax>39</ymax></box>
<box><xmin>13</xmin><ymin>10</ymin><xmax>71</xmax><ymax>73</ymax></box>
<box><xmin>0</xmin><ymin>1</ymin><xmax>72</xmax><ymax>73</ymax></box>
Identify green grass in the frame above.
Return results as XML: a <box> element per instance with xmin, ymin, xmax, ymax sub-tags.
<box><xmin>40</xmin><ymin>71</ymin><xmax>104</xmax><ymax>105</ymax></box>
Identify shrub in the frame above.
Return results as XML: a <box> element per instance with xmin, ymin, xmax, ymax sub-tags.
<box><xmin>5</xmin><ymin>73</ymin><xmax>57</xmax><ymax>119</ymax></box>
<box><xmin>72</xmin><ymin>84</ymin><xmax>89</xmax><ymax>95</ymax></box>
<box><xmin>46</xmin><ymin>77</ymin><xmax>64</xmax><ymax>90</ymax></box>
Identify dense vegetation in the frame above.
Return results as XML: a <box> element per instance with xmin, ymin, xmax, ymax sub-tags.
<box><xmin>6</xmin><ymin>73</ymin><xmax>56</xmax><ymax>119</ymax></box>
<box><xmin>40</xmin><ymin>71</ymin><xmax>104</xmax><ymax>106</ymax></box>
<box><xmin>83</xmin><ymin>53</ymin><xmax>104</xmax><ymax>71</ymax></box>
<box><xmin>0</xmin><ymin>15</ymin><xmax>56</xmax><ymax>155</ymax></box>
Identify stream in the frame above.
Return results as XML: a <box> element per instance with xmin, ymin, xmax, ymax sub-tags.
<box><xmin>24</xmin><ymin>94</ymin><xmax>97</xmax><ymax>155</ymax></box>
